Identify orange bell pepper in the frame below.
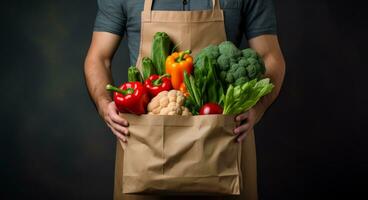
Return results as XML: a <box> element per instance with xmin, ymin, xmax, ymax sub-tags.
<box><xmin>165</xmin><ymin>50</ymin><xmax>193</xmax><ymax>90</ymax></box>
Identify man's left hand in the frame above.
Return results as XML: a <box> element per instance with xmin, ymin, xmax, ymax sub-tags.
<box><xmin>234</xmin><ymin>107</ymin><xmax>262</xmax><ymax>142</ymax></box>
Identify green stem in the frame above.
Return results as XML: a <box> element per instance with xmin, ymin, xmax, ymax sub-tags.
<box><xmin>106</xmin><ymin>84</ymin><xmax>134</xmax><ymax>95</ymax></box>
<box><xmin>176</xmin><ymin>50</ymin><xmax>192</xmax><ymax>62</ymax></box>
<box><xmin>152</xmin><ymin>74</ymin><xmax>170</xmax><ymax>86</ymax></box>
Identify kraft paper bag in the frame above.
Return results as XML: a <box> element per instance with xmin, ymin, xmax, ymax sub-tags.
<box><xmin>120</xmin><ymin>114</ymin><xmax>242</xmax><ymax>195</ymax></box>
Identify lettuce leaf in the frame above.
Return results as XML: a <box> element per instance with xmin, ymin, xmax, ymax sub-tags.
<box><xmin>223</xmin><ymin>78</ymin><xmax>274</xmax><ymax>114</ymax></box>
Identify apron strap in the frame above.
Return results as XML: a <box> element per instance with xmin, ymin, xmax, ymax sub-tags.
<box><xmin>143</xmin><ymin>0</ymin><xmax>153</xmax><ymax>12</ymax></box>
<box><xmin>143</xmin><ymin>0</ymin><xmax>221</xmax><ymax>11</ymax></box>
<box><xmin>212</xmin><ymin>0</ymin><xmax>221</xmax><ymax>10</ymax></box>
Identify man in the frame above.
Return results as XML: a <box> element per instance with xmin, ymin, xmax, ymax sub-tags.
<box><xmin>84</xmin><ymin>0</ymin><xmax>285</xmax><ymax>199</ymax></box>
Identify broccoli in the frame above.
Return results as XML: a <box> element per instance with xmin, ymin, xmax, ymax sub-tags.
<box><xmin>195</xmin><ymin>45</ymin><xmax>220</xmax><ymax>61</ymax></box>
<box><xmin>228</xmin><ymin>63</ymin><xmax>239</xmax><ymax>73</ymax></box>
<box><xmin>217</xmin><ymin>54</ymin><xmax>230</xmax><ymax>71</ymax></box>
<box><xmin>233</xmin><ymin>67</ymin><xmax>247</xmax><ymax>79</ymax></box>
<box><xmin>253</xmin><ymin>63</ymin><xmax>261</xmax><ymax>72</ymax></box>
<box><xmin>225</xmin><ymin>73</ymin><xmax>234</xmax><ymax>83</ymax></box>
<box><xmin>247</xmin><ymin>57</ymin><xmax>258</xmax><ymax>65</ymax></box>
<box><xmin>242</xmin><ymin>48</ymin><xmax>257</xmax><ymax>59</ymax></box>
<box><xmin>194</xmin><ymin>41</ymin><xmax>267</xmax><ymax>89</ymax></box>
<box><xmin>238</xmin><ymin>58</ymin><xmax>249</xmax><ymax>68</ymax></box>
<box><xmin>246</xmin><ymin>64</ymin><xmax>258</xmax><ymax>79</ymax></box>
<box><xmin>218</xmin><ymin>41</ymin><xmax>242</xmax><ymax>57</ymax></box>
<box><xmin>234</xmin><ymin>76</ymin><xmax>249</xmax><ymax>86</ymax></box>
<box><xmin>195</xmin><ymin>45</ymin><xmax>220</xmax><ymax>67</ymax></box>
<box><xmin>230</xmin><ymin>57</ymin><xmax>238</xmax><ymax>66</ymax></box>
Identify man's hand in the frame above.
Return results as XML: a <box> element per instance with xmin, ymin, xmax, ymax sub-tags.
<box><xmin>100</xmin><ymin>101</ymin><xmax>130</xmax><ymax>142</ymax></box>
<box><xmin>234</xmin><ymin>109</ymin><xmax>255</xmax><ymax>142</ymax></box>
<box><xmin>234</xmin><ymin>103</ymin><xmax>265</xmax><ymax>142</ymax></box>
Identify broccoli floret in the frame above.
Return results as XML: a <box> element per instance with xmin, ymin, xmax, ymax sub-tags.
<box><xmin>242</xmin><ymin>48</ymin><xmax>257</xmax><ymax>59</ymax></box>
<box><xmin>205</xmin><ymin>45</ymin><xmax>220</xmax><ymax>58</ymax></box>
<box><xmin>247</xmin><ymin>57</ymin><xmax>258</xmax><ymax>65</ymax></box>
<box><xmin>218</xmin><ymin>41</ymin><xmax>242</xmax><ymax>57</ymax></box>
<box><xmin>230</xmin><ymin>57</ymin><xmax>238</xmax><ymax>66</ymax></box>
<box><xmin>195</xmin><ymin>45</ymin><xmax>220</xmax><ymax>67</ymax></box>
<box><xmin>238</xmin><ymin>58</ymin><xmax>250</xmax><ymax>68</ymax></box>
<box><xmin>229</xmin><ymin>63</ymin><xmax>240</xmax><ymax>73</ymax></box>
<box><xmin>217</xmin><ymin>54</ymin><xmax>231</xmax><ymax>71</ymax></box>
<box><xmin>195</xmin><ymin>45</ymin><xmax>220</xmax><ymax>61</ymax></box>
<box><xmin>225</xmin><ymin>73</ymin><xmax>234</xmax><ymax>83</ymax></box>
<box><xmin>234</xmin><ymin>77</ymin><xmax>249</xmax><ymax>86</ymax></box>
<box><xmin>253</xmin><ymin>63</ymin><xmax>261</xmax><ymax>73</ymax></box>
<box><xmin>228</xmin><ymin>67</ymin><xmax>236</xmax><ymax>74</ymax></box>
<box><xmin>246</xmin><ymin>64</ymin><xmax>258</xmax><ymax>79</ymax></box>
<box><xmin>233</xmin><ymin>67</ymin><xmax>247</xmax><ymax>80</ymax></box>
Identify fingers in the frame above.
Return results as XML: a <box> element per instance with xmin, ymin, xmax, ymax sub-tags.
<box><xmin>104</xmin><ymin>101</ymin><xmax>130</xmax><ymax>143</ymax></box>
<box><xmin>234</xmin><ymin>123</ymin><xmax>250</xmax><ymax>135</ymax></box>
<box><xmin>110</xmin><ymin>121</ymin><xmax>129</xmax><ymax>136</ymax></box>
<box><xmin>234</xmin><ymin>123</ymin><xmax>251</xmax><ymax>143</ymax></box>
<box><xmin>234</xmin><ymin>111</ymin><xmax>254</xmax><ymax>143</ymax></box>
<box><xmin>108</xmin><ymin>105</ymin><xmax>129</xmax><ymax>127</ymax></box>
<box><xmin>109</xmin><ymin>112</ymin><xmax>129</xmax><ymax>126</ymax></box>
<box><xmin>108</xmin><ymin>124</ymin><xmax>128</xmax><ymax>143</ymax></box>
<box><xmin>107</xmin><ymin>115</ymin><xmax>129</xmax><ymax>135</ymax></box>
<box><xmin>235</xmin><ymin>111</ymin><xmax>249</xmax><ymax>122</ymax></box>
<box><xmin>237</xmin><ymin>131</ymin><xmax>248</xmax><ymax>143</ymax></box>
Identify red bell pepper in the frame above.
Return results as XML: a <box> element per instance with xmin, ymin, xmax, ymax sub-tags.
<box><xmin>106</xmin><ymin>82</ymin><xmax>150</xmax><ymax>115</ymax></box>
<box><xmin>144</xmin><ymin>74</ymin><xmax>172</xmax><ymax>97</ymax></box>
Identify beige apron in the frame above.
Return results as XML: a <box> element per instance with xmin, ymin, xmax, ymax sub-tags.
<box><xmin>114</xmin><ymin>0</ymin><xmax>258</xmax><ymax>199</ymax></box>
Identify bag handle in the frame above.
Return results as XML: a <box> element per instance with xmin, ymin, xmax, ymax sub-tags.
<box><xmin>143</xmin><ymin>0</ymin><xmax>221</xmax><ymax>11</ymax></box>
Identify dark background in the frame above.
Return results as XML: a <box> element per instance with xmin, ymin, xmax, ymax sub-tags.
<box><xmin>1</xmin><ymin>0</ymin><xmax>366</xmax><ymax>199</ymax></box>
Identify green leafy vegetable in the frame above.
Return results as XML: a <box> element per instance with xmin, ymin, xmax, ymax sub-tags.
<box><xmin>222</xmin><ymin>78</ymin><xmax>274</xmax><ymax>114</ymax></box>
<box><xmin>184</xmin><ymin>71</ymin><xmax>202</xmax><ymax>115</ymax></box>
<box><xmin>194</xmin><ymin>56</ymin><xmax>224</xmax><ymax>104</ymax></box>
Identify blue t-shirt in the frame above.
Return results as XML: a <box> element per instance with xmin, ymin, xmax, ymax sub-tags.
<box><xmin>94</xmin><ymin>0</ymin><xmax>277</xmax><ymax>65</ymax></box>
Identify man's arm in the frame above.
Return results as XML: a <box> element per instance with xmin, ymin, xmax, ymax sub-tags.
<box><xmin>84</xmin><ymin>32</ymin><xmax>129</xmax><ymax>142</ymax></box>
<box><xmin>249</xmin><ymin>35</ymin><xmax>286</xmax><ymax>122</ymax></box>
<box><xmin>234</xmin><ymin>35</ymin><xmax>286</xmax><ymax>141</ymax></box>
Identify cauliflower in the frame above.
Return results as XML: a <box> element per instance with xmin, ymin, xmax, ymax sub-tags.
<box><xmin>147</xmin><ymin>90</ymin><xmax>192</xmax><ymax>116</ymax></box>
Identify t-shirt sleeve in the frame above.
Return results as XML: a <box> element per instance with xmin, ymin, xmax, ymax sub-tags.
<box><xmin>94</xmin><ymin>0</ymin><xmax>126</xmax><ymax>36</ymax></box>
<box><xmin>242</xmin><ymin>0</ymin><xmax>277</xmax><ymax>40</ymax></box>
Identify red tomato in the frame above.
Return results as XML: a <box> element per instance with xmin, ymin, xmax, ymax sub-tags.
<box><xmin>199</xmin><ymin>103</ymin><xmax>223</xmax><ymax>115</ymax></box>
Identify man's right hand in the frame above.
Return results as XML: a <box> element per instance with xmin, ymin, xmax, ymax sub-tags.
<box><xmin>100</xmin><ymin>101</ymin><xmax>129</xmax><ymax>142</ymax></box>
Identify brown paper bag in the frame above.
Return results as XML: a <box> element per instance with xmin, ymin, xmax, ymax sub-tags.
<box><xmin>120</xmin><ymin>114</ymin><xmax>242</xmax><ymax>195</ymax></box>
